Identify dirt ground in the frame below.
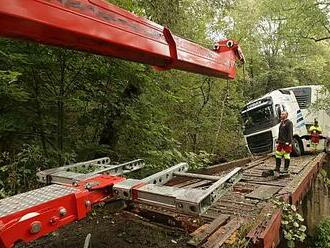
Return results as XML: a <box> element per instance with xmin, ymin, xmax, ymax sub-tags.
<box><xmin>25</xmin><ymin>203</ymin><xmax>190</xmax><ymax>248</ymax></box>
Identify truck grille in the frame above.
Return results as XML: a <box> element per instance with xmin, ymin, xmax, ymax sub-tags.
<box><xmin>246</xmin><ymin>131</ymin><xmax>273</xmax><ymax>154</ymax></box>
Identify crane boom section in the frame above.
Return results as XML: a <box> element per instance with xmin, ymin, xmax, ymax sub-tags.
<box><xmin>0</xmin><ymin>0</ymin><xmax>243</xmax><ymax>78</ymax></box>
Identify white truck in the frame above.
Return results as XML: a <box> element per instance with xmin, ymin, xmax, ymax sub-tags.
<box><xmin>241</xmin><ymin>85</ymin><xmax>330</xmax><ymax>156</ymax></box>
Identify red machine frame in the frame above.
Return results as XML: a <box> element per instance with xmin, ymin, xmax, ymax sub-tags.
<box><xmin>0</xmin><ymin>175</ymin><xmax>124</xmax><ymax>247</ymax></box>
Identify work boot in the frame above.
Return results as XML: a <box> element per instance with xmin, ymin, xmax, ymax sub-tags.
<box><xmin>283</xmin><ymin>159</ymin><xmax>290</xmax><ymax>173</ymax></box>
<box><xmin>275</xmin><ymin>158</ymin><xmax>281</xmax><ymax>172</ymax></box>
<box><xmin>273</xmin><ymin>158</ymin><xmax>281</xmax><ymax>177</ymax></box>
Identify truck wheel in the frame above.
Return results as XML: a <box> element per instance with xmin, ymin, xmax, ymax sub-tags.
<box><xmin>292</xmin><ymin>137</ymin><xmax>303</xmax><ymax>157</ymax></box>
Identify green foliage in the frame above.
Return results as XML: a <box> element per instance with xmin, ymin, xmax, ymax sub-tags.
<box><xmin>0</xmin><ymin>145</ymin><xmax>74</xmax><ymax>198</ymax></box>
<box><xmin>0</xmin><ymin>70</ymin><xmax>27</xmax><ymax>101</ymax></box>
<box><xmin>318</xmin><ymin>169</ymin><xmax>330</xmax><ymax>185</ymax></box>
<box><xmin>212</xmin><ymin>0</ymin><xmax>330</xmax><ymax>100</ymax></box>
<box><xmin>146</xmin><ymin>149</ymin><xmax>213</xmax><ymax>170</ymax></box>
<box><xmin>313</xmin><ymin>218</ymin><xmax>330</xmax><ymax>248</ymax></box>
<box><xmin>0</xmin><ymin>70</ymin><xmax>30</xmax><ymax>151</ymax></box>
<box><xmin>272</xmin><ymin>199</ymin><xmax>307</xmax><ymax>247</ymax></box>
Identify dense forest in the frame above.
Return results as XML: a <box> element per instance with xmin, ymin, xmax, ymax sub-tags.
<box><xmin>0</xmin><ymin>0</ymin><xmax>329</xmax><ymax>197</ymax></box>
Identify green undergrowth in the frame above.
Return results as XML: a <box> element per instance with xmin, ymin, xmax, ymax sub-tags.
<box><xmin>272</xmin><ymin>199</ymin><xmax>306</xmax><ymax>248</ymax></box>
<box><xmin>312</xmin><ymin>218</ymin><xmax>330</xmax><ymax>248</ymax></box>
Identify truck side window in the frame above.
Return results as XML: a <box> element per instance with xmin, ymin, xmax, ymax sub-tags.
<box><xmin>275</xmin><ymin>104</ymin><xmax>281</xmax><ymax>118</ymax></box>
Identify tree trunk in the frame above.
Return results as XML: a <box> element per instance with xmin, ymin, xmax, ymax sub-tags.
<box><xmin>211</xmin><ymin>80</ymin><xmax>229</xmax><ymax>154</ymax></box>
<box><xmin>57</xmin><ymin>53</ymin><xmax>66</xmax><ymax>166</ymax></box>
<box><xmin>32</xmin><ymin>70</ymin><xmax>48</xmax><ymax>157</ymax></box>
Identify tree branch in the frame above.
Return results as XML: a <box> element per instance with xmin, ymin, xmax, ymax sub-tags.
<box><xmin>301</xmin><ymin>35</ymin><xmax>330</xmax><ymax>42</ymax></box>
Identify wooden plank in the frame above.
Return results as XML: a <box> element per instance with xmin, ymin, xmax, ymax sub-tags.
<box><xmin>220</xmin><ymin>199</ymin><xmax>257</xmax><ymax>207</ymax></box>
<box><xmin>213</xmin><ymin>202</ymin><xmax>256</xmax><ymax>212</ymax></box>
<box><xmin>174</xmin><ymin>179</ymin><xmax>200</xmax><ymax>188</ymax></box>
<box><xmin>206</xmin><ymin>157</ymin><xmax>252</xmax><ymax>172</ymax></box>
<box><xmin>243</xmin><ymin>155</ymin><xmax>272</xmax><ymax>171</ymax></box>
<box><xmin>243</xmin><ymin>172</ymin><xmax>263</xmax><ymax>177</ymax></box>
<box><xmin>279</xmin><ymin>153</ymin><xmax>325</xmax><ymax>205</ymax></box>
<box><xmin>167</xmin><ymin>157</ymin><xmax>251</xmax><ymax>186</ymax></box>
<box><xmin>202</xmin><ymin>219</ymin><xmax>241</xmax><ymax>248</ymax></box>
<box><xmin>246</xmin><ymin>202</ymin><xmax>276</xmax><ymax>241</ymax></box>
<box><xmin>246</xmin><ymin>180</ymin><xmax>287</xmax><ymax>187</ymax></box>
<box><xmin>187</xmin><ymin>214</ymin><xmax>229</xmax><ymax>247</ymax></box>
<box><xmin>183</xmin><ymin>180</ymin><xmax>212</xmax><ymax>189</ymax></box>
<box><xmin>242</xmin><ymin>175</ymin><xmax>272</xmax><ymax>180</ymax></box>
<box><xmin>245</xmin><ymin>185</ymin><xmax>281</xmax><ymax>200</ymax></box>
<box><xmin>203</xmin><ymin>208</ymin><xmax>251</xmax><ymax>218</ymax></box>
<box><xmin>288</xmin><ymin>160</ymin><xmax>310</xmax><ymax>174</ymax></box>
<box><xmin>190</xmin><ymin>224</ymin><xmax>209</xmax><ymax>237</ymax></box>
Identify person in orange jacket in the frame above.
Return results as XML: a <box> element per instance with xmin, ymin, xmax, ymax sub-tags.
<box><xmin>309</xmin><ymin>119</ymin><xmax>322</xmax><ymax>152</ymax></box>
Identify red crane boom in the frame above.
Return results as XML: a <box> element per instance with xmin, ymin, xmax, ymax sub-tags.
<box><xmin>0</xmin><ymin>0</ymin><xmax>244</xmax><ymax>79</ymax></box>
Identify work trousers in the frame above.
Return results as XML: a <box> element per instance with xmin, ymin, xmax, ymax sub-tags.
<box><xmin>275</xmin><ymin>144</ymin><xmax>292</xmax><ymax>160</ymax></box>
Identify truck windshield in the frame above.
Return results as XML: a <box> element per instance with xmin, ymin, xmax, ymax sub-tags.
<box><xmin>241</xmin><ymin>105</ymin><xmax>277</xmax><ymax>134</ymax></box>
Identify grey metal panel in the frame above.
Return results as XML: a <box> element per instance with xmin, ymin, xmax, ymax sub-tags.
<box><xmin>112</xmin><ymin>163</ymin><xmax>189</xmax><ymax>201</ymax></box>
<box><xmin>136</xmin><ymin>184</ymin><xmax>183</xmax><ymax>208</ymax></box>
<box><xmin>113</xmin><ymin>179</ymin><xmax>143</xmax><ymax>200</ymax></box>
<box><xmin>173</xmin><ymin>172</ymin><xmax>222</xmax><ymax>181</ymax></box>
<box><xmin>37</xmin><ymin>159</ymin><xmax>145</xmax><ymax>184</ymax></box>
<box><xmin>141</xmin><ymin>162</ymin><xmax>189</xmax><ymax>185</ymax></box>
<box><xmin>0</xmin><ymin>184</ymin><xmax>77</xmax><ymax>217</ymax></box>
<box><xmin>133</xmin><ymin>167</ymin><xmax>243</xmax><ymax>215</ymax></box>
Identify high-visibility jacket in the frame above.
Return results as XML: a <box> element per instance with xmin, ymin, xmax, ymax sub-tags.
<box><xmin>309</xmin><ymin>125</ymin><xmax>322</xmax><ymax>144</ymax></box>
<box><xmin>309</xmin><ymin>125</ymin><xmax>322</xmax><ymax>134</ymax></box>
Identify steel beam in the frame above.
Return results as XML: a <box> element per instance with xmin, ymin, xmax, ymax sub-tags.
<box><xmin>173</xmin><ymin>172</ymin><xmax>222</xmax><ymax>181</ymax></box>
<box><xmin>37</xmin><ymin>159</ymin><xmax>144</xmax><ymax>185</ymax></box>
<box><xmin>141</xmin><ymin>163</ymin><xmax>189</xmax><ymax>185</ymax></box>
<box><xmin>112</xmin><ymin>163</ymin><xmax>189</xmax><ymax>200</ymax></box>
<box><xmin>116</xmin><ymin>167</ymin><xmax>243</xmax><ymax>215</ymax></box>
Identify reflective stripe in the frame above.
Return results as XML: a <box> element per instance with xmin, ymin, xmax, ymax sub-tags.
<box><xmin>275</xmin><ymin>150</ymin><xmax>284</xmax><ymax>158</ymax></box>
<box><xmin>275</xmin><ymin>149</ymin><xmax>290</xmax><ymax>159</ymax></box>
<box><xmin>297</xmin><ymin>117</ymin><xmax>304</xmax><ymax>123</ymax></box>
<box><xmin>311</xmin><ymin>143</ymin><xmax>318</xmax><ymax>150</ymax></box>
<box><xmin>296</xmin><ymin>122</ymin><xmax>305</xmax><ymax>128</ymax></box>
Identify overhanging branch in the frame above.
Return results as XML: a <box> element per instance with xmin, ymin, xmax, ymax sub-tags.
<box><xmin>301</xmin><ymin>35</ymin><xmax>330</xmax><ymax>42</ymax></box>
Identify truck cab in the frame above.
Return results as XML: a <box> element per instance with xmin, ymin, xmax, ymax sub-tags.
<box><xmin>241</xmin><ymin>85</ymin><xmax>330</xmax><ymax>155</ymax></box>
